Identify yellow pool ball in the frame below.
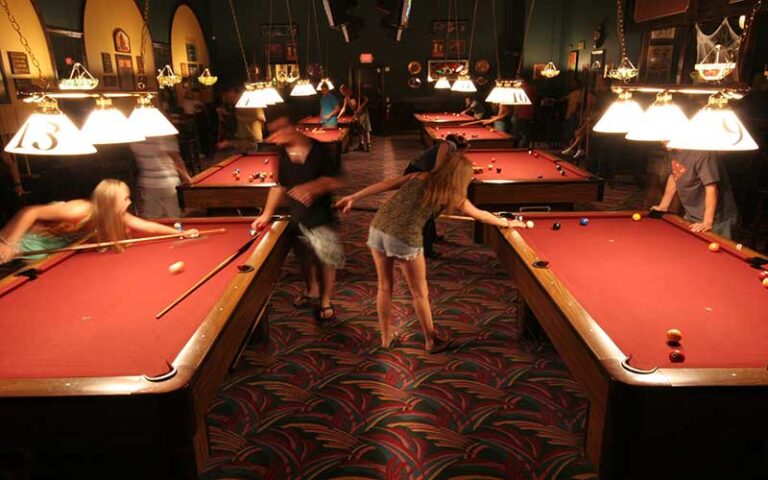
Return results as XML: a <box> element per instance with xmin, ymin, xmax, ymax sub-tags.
<box><xmin>632</xmin><ymin>213</ymin><xmax>641</xmax><ymax>221</ymax></box>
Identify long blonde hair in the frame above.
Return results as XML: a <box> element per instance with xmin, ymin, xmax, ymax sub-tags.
<box><xmin>421</xmin><ymin>153</ymin><xmax>474</xmax><ymax>214</ymax></box>
<box><xmin>90</xmin><ymin>179</ymin><xmax>129</xmax><ymax>251</ymax></box>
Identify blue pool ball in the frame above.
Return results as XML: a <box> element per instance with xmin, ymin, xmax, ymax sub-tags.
<box><xmin>579</xmin><ymin>217</ymin><xmax>589</xmax><ymax>226</ymax></box>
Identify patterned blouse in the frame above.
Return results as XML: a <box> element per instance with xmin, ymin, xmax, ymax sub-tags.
<box><xmin>370</xmin><ymin>178</ymin><xmax>438</xmax><ymax>248</ymax></box>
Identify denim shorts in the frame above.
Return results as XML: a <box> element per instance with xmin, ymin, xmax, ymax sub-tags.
<box><xmin>367</xmin><ymin>227</ymin><xmax>422</xmax><ymax>260</ymax></box>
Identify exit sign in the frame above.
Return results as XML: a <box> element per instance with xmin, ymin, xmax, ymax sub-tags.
<box><xmin>359</xmin><ymin>53</ymin><xmax>374</xmax><ymax>64</ymax></box>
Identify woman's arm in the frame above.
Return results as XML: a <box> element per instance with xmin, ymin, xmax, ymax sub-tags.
<box><xmin>457</xmin><ymin>199</ymin><xmax>525</xmax><ymax>228</ymax></box>
<box><xmin>335</xmin><ymin>173</ymin><xmax>422</xmax><ymax>213</ymax></box>
<box><xmin>434</xmin><ymin>142</ymin><xmax>452</xmax><ymax>169</ymax></box>
<box><xmin>0</xmin><ymin>201</ymin><xmax>90</xmax><ymax>245</ymax></box>
<box><xmin>122</xmin><ymin>213</ymin><xmax>198</xmax><ymax>237</ymax></box>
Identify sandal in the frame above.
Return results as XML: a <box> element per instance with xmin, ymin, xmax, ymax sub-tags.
<box><xmin>382</xmin><ymin>331</ymin><xmax>403</xmax><ymax>350</ymax></box>
<box><xmin>293</xmin><ymin>295</ymin><xmax>319</xmax><ymax>309</ymax></box>
<box><xmin>314</xmin><ymin>304</ymin><xmax>336</xmax><ymax>321</ymax></box>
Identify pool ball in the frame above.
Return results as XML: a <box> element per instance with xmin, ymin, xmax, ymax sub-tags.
<box><xmin>537</xmin><ymin>174</ymin><xmax>543</xmax><ymax>179</ymax></box>
<box><xmin>736</xmin><ymin>243</ymin><xmax>744</xmax><ymax>250</ymax></box>
<box><xmin>763</xmin><ymin>278</ymin><xmax>768</xmax><ymax>289</ymax></box>
<box><xmin>496</xmin><ymin>167</ymin><xmax>502</xmax><ymax>174</ymax></box>
<box><xmin>559</xmin><ymin>170</ymin><xmax>566</xmax><ymax>176</ymax></box>
<box><xmin>173</xmin><ymin>222</ymin><xmax>183</xmax><ymax>231</ymax></box>
<box><xmin>269</xmin><ymin>173</ymin><xmax>274</xmax><ymax>178</ymax></box>
<box><xmin>515</xmin><ymin>215</ymin><xmax>524</xmax><ymax>222</ymax></box>
<box><xmin>488</xmin><ymin>164</ymin><xmax>494</xmax><ymax>170</ymax></box>
<box><xmin>533</xmin><ymin>152</ymin><xmax>539</xmax><ymax>157</ymax></box>
<box><xmin>666</xmin><ymin>329</ymin><xmax>682</xmax><ymax>344</ymax></box>
<box><xmin>758</xmin><ymin>270</ymin><xmax>768</xmax><ymax>281</ymax></box>
<box><xmin>555</xmin><ymin>164</ymin><xmax>562</xmax><ymax>170</ymax></box>
<box><xmin>263</xmin><ymin>158</ymin><xmax>269</xmax><ymax>164</ymax></box>
<box><xmin>708</xmin><ymin>242</ymin><xmax>720</xmax><ymax>253</ymax></box>
<box><xmin>526</xmin><ymin>220</ymin><xmax>535</xmax><ymax>229</ymax></box>
<box><xmin>168</xmin><ymin>261</ymin><xmax>185</xmax><ymax>274</ymax></box>
<box><xmin>552</xmin><ymin>222</ymin><xmax>561</xmax><ymax>230</ymax></box>
<box><xmin>669</xmin><ymin>350</ymin><xmax>685</xmax><ymax>363</ymax></box>
<box><xmin>579</xmin><ymin>217</ymin><xmax>589</xmax><ymax>226</ymax></box>
<box><xmin>248</xmin><ymin>176</ymin><xmax>254</xmax><ymax>183</ymax></box>
<box><xmin>528</xmin><ymin>149</ymin><xmax>533</xmax><ymax>155</ymax></box>
<box><xmin>491</xmin><ymin>157</ymin><xmax>496</xmax><ymax>162</ymax></box>
<box><xmin>632</xmin><ymin>213</ymin><xmax>642</xmax><ymax>221</ymax></box>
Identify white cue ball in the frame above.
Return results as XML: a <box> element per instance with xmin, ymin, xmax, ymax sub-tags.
<box><xmin>169</xmin><ymin>261</ymin><xmax>185</xmax><ymax>274</ymax></box>
<box><xmin>526</xmin><ymin>220</ymin><xmax>535</xmax><ymax>229</ymax></box>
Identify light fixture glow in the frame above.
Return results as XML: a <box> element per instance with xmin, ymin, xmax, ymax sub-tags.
<box><xmin>593</xmin><ymin>89</ymin><xmax>644</xmax><ymax>133</ymax></box>
<box><xmin>666</xmin><ymin>92</ymin><xmax>758</xmax><ymax>151</ymax></box>
<box><xmin>128</xmin><ymin>95</ymin><xmax>179</xmax><ymax>137</ymax></box>
<box><xmin>694</xmin><ymin>44</ymin><xmax>736</xmax><ymax>82</ymax></box>
<box><xmin>315</xmin><ymin>78</ymin><xmax>335</xmax><ymax>91</ymax></box>
<box><xmin>625</xmin><ymin>91</ymin><xmax>689</xmax><ymax>142</ymax></box>
<box><xmin>290</xmin><ymin>79</ymin><xmax>318</xmax><ymax>97</ymax></box>
<box><xmin>540</xmin><ymin>61</ymin><xmax>560</xmax><ymax>79</ymax></box>
<box><xmin>197</xmin><ymin>68</ymin><xmax>218</xmax><ymax>86</ymax></box>
<box><xmin>485</xmin><ymin>79</ymin><xmax>531</xmax><ymax>105</ymax></box>
<box><xmin>157</xmin><ymin>65</ymin><xmax>182</xmax><ymax>88</ymax></box>
<box><xmin>434</xmin><ymin>76</ymin><xmax>452</xmax><ymax>89</ymax></box>
<box><xmin>236</xmin><ymin>86</ymin><xmax>268</xmax><ymax>108</ymax></box>
<box><xmin>4</xmin><ymin>96</ymin><xmax>96</xmax><ymax>156</ymax></box>
<box><xmin>263</xmin><ymin>83</ymin><xmax>284</xmax><ymax>104</ymax></box>
<box><xmin>81</xmin><ymin>97</ymin><xmax>145</xmax><ymax>144</ymax></box>
<box><xmin>59</xmin><ymin>62</ymin><xmax>99</xmax><ymax>90</ymax></box>
<box><xmin>608</xmin><ymin>57</ymin><xmax>639</xmax><ymax>82</ymax></box>
<box><xmin>451</xmin><ymin>74</ymin><xmax>477</xmax><ymax>92</ymax></box>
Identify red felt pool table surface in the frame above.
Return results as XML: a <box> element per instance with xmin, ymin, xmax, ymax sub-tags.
<box><xmin>298</xmin><ymin>126</ymin><xmax>349</xmax><ymax>143</ymax></box>
<box><xmin>467</xmin><ymin>149</ymin><xmax>590</xmax><ymax>181</ymax></box>
<box><xmin>425</xmin><ymin>125</ymin><xmax>511</xmax><ymax>141</ymax></box>
<box><xmin>193</xmin><ymin>153</ymin><xmax>279</xmax><ymax>186</ymax></box>
<box><xmin>0</xmin><ymin>220</ymin><xmax>274</xmax><ymax>379</ymax></box>
<box><xmin>299</xmin><ymin>115</ymin><xmax>354</xmax><ymax>126</ymax></box>
<box><xmin>413</xmin><ymin>112</ymin><xmax>475</xmax><ymax>124</ymax></box>
<box><xmin>511</xmin><ymin>213</ymin><xmax>768</xmax><ymax>370</ymax></box>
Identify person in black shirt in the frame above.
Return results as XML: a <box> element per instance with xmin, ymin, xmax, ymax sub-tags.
<box><xmin>251</xmin><ymin>116</ymin><xmax>345</xmax><ymax>320</ymax></box>
<box><xmin>403</xmin><ymin>134</ymin><xmax>468</xmax><ymax>258</ymax></box>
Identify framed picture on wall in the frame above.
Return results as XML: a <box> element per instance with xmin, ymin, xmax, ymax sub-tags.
<box><xmin>7</xmin><ymin>52</ymin><xmax>30</xmax><ymax>75</ymax></box>
<box><xmin>114</xmin><ymin>54</ymin><xmax>134</xmax><ymax>90</ymax></box>
<box><xmin>101</xmin><ymin>52</ymin><xmax>113</xmax><ymax>73</ymax></box>
<box><xmin>47</xmin><ymin>28</ymin><xmax>85</xmax><ymax>81</ymax></box>
<box><xmin>567</xmin><ymin>50</ymin><xmax>579</xmax><ymax>71</ymax></box>
<box><xmin>153</xmin><ymin>43</ymin><xmax>171</xmax><ymax>70</ymax></box>
<box><xmin>447</xmin><ymin>39</ymin><xmax>465</xmax><ymax>57</ymax></box>
<box><xmin>0</xmin><ymin>56</ymin><xmax>10</xmax><ymax>104</ymax></box>
<box><xmin>188</xmin><ymin>63</ymin><xmax>200</xmax><ymax>91</ymax></box>
<box><xmin>113</xmin><ymin>29</ymin><xmax>131</xmax><ymax>53</ymax></box>
<box><xmin>650</xmin><ymin>27</ymin><xmax>676</xmax><ymax>40</ymax></box>
<box><xmin>103</xmin><ymin>75</ymin><xmax>118</xmax><ymax>88</ymax></box>
<box><xmin>265</xmin><ymin>44</ymin><xmax>284</xmax><ymax>63</ymax></box>
<box><xmin>135</xmin><ymin>56</ymin><xmax>144</xmax><ymax>75</ymax></box>
<box><xmin>431</xmin><ymin>39</ymin><xmax>445</xmax><ymax>58</ymax></box>
<box><xmin>186</xmin><ymin>43</ymin><xmax>197</xmax><ymax>62</ymax></box>
<box><xmin>644</xmin><ymin>44</ymin><xmax>674</xmax><ymax>82</ymax></box>
<box><xmin>590</xmin><ymin>49</ymin><xmax>606</xmax><ymax>70</ymax></box>
<box><xmin>13</xmin><ymin>78</ymin><xmax>32</xmax><ymax>93</ymax></box>
<box><xmin>432</xmin><ymin>20</ymin><xmax>468</xmax><ymax>33</ymax></box>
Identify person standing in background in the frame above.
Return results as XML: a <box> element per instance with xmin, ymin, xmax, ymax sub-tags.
<box><xmin>339</xmin><ymin>84</ymin><xmax>372</xmax><ymax>152</ymax></box>
<box><xmin>483</xmin><ymin>103</ymin><xmax>510</xmax><ymax>133</ymax></box>
<box><xmin>130</xmin><ymin>136</ymin><xmax>192</xmax><ymax>218</ymax></box>
<box><xmin>460</xmin><ymin>96</ymin><xmax>486</xmax><ymax>120</ymax></box>
<box><xmin>319</xmin><ymin>84</ymin><xmax>341</xmax><ymax>128</ymax></box>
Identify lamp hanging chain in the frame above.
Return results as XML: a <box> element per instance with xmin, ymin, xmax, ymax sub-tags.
<box><xmin>306</xmin><ymin>0</ymin><xmax>312</xmax><ymax>69</ymax></box>
<box><xmin>615</xmin><ymin>0</ymin><xmax>628</xmax><ymax>60</ymax></box>
<box><xmin>454</xmin><ymin>0</ymin><xmax>461</xmax><ymax>63</ymax></box>
<box><xmin>491</xmin><ymin>0</ymin><xmax>501</xmax><ymax>76</ymax></box>
<box><xmin>467</xmin><ymin>0</ymin><xmax>479</xmax><ymax>68</ymax></box>
<box><xmin>740</xmin><ymin>0</ymin><xmax>763</xmax><ymax>46</ymax></box>
<box><xmin>286</xmin><ymin>0</ymin><xmax>300</xmax><ymax>76</ymax></box>
<box><xmin>445</xmin><ymin>0</ymin><xmax>452</xmax><ymax>61</ymax></box>
<box><xmin>140</xmin><ymin>0</ymin><xmax>150</xmax><ymax>80</ymax></box>
<box><xmin>228</xmin><ymin>0</ymin><xmax>251</xmax><ymax>82</ymax></box>
<box><xmin>311</xmin><ymin>0</ymin><xmax>323</xmax><ymax>74</ymax></box>
<box><xmin>516</xmin><ymin>0</ymin><xmax>536</xmax><ymax>78</ymax></box>
<box><xmin>0</xmin><ymin>0</ymin><xmax>43</xmax><ymax>82</ymax></box>
<box><xmin>267</xmin><ymin>0</ymin><xmax>274</xmax><ymax>79</ymax></box>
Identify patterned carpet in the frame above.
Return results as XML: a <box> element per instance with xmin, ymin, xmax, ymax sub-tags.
<box><xmin>200</xmin><ymin>135</ymin><xmax>639</xmax><ymax>479</ymax></box>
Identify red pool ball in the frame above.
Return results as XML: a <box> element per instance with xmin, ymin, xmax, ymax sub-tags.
<box><xmin>533</xmin><ymin>152</ymin><xmax>539</xmax><ymax>157</ymax></box>
<box><xmin>669</xmin><ymin>350</ymin><xmax>685</xmax><ymax>363</ymax></box>
<box><xmin>758</xmin><ymin>270</ymin><xmax>768</xmax><ymax>281</ymax></box>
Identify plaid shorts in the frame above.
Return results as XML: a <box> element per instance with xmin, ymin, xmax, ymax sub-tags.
<box><xmin>297</xmin><ymin>223</ymin><xmax>345</xmax><ymax>268</ymax></box>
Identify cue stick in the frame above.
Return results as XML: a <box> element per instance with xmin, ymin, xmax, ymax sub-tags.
<box><xmin>155</xmin><ymin>231</ymin><xmax>263</xmax><ymax>319</ymax></box>
<box><xmin>458</xmin><ymin>119</ymin><xmax>485</xmax><ymax>127</ymax></box>
<box><xmin>18</xmin><ymin>228</ymin><xmax>227</xmax><ymax>257</ymax></box>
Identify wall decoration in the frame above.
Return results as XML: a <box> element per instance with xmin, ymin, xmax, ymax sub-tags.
<box><xmin>285</xmin><ymin>43</ymin><xmax>297</xmax><ymax>62</ymax></box>
<box><xmin>593</xmin><ymin>23</ymin><xmax>606</xmax><ymax>48</ymax></box>
<box><xmin>180</xmin><ymin>62</ymin><xmax>189</xmax><ymax>76</ymax></box>
<box><xmin>101</xmin><ymin>52</ymin><xmax>113</xmax><ymax>73</ymax></box>
<box><xmin>266</xmin><ymin>43</ymin><xmax>297</xmax><ymax>63</ymax></box>
<box><xmin>137</xmin><ymin>75</ymin><xmax>148</xmax><ymax>87</ymax></box>
<box><xmin>431</xmin><ymin>39</ymin><xmax>445</xmax><ymax>58</ymax></box>
<box><xmin>447</xmin><ymin>39</ymin><xmax>465</xmax><ymax>57</ymax></box>
<box><xmin>576</xmin><ymin>41</ymin><xmax>586</xmax><ymax>50</ymax></box>
<box><xmin>103</xmin><ymin>75</ymin><xmax>118</xmax><ymax>88</ymax></box>
<box><xmin>650</xmin><ymin>27</ymin><xmax>676</xmax><ymax>40</ymax></box>
<box><xmin>408</xmin><ymin>77</ymin><xmax>422</xmax><ymax>89</ymax></box>
<box><xmin>644</xmin><ymin>44</ymin><xmax>674</xmax><ymax>82</ymax></box>
<box><xmin>590</xmin><ymin>49</ymin><xmax>606</xmax><ymax>70</ymax></box>
<box><xmin>432</xmin><ymin>20</ymin><xmax>468</xmax><ymax>33</ymax></box>
<box><xmin>475</xmin><ymin>76</ymin><xmax>488</xmax><ymax>86</ymax></box>
<box><xmin>115</xmin><ymin>54</ymin><xmax>134</xmax><ymax>90</ymax></box>
<box><xmin>567</xmin><ymin>50</ymin><xmax>579</xmax><ymax>71</ymax></box>
<box><xmin>407</xmin><ymin>61</ymin><xmax>422</xmax><ymax>75</ymax></box>
<box><xmin>136</xmin><ymin>56</ymin><xmax>144</xmax><ymax>75</ymax></box>
<box><xmin>0</xmin><ymin>56</ymin><xmax>10</xmax><ymax>104</ymax></box>
<box><xmin>272</xmin><ymin>63</ymin><xmax>300</xmax><ymax>84</ymax></box>
<box><xmin>13</xmin><ymin>78</ymin><xmax>32</xmax><ymax>93</ymax></box>
<box><xmin>185</xmin><ymin>42</ymin><xmax>197</xmax><ymax>62</ymax></box>
<box><xmin>474</xmin><ymin>59</ymin><xmax>490</xmax><ymax>73</ymax></box>
<box><xmin>47</xmin><ymin>28</ymin><xmax>86</xmax><ymax>81</ymax></box>
<box><xmin>427</xmin><ymin>59</ymin><xmax>469</xmax><ymax>82</ymax></box>
<box><xmin>113</xmin><ymin>29</ymin><xmax>131</xmax><ymax>53</ymax></box>
<box><xmin>188</xmin><ymin>63</ymin><xmax>200</xmax><ymax>91</ymax></box>
<box><xmin>261</xmin><ymin>24</ymin><xmax>299</xmax><ymax>38</ymax></box>
<box><xmin>153</xmin><ymin>43</ymin><xmax>171</xmax><ymax>70</ymax></box>
<box><xmin>7</xmin><ymin>52</ymin><xmax>30</xmax><ymax>75</ymax></box>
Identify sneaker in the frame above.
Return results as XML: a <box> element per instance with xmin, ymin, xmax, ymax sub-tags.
<box><xmin>573</xmin><ymin>149</ymin><xmax>585</xmax><ymax>159</ymax></box>
<box><xmin>561</xmin><ymin>146</ymin><xmax>575</xmax><ymax>156</ymax></box>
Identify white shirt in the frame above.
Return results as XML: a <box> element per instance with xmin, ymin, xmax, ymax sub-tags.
<box><xmin>130</xmin><ymin>136</ymin><xmax>181</xmax><ymax>189</ymax></box>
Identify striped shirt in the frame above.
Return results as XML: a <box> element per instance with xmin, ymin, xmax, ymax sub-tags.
<box><xmin>130</xmin><ymin>136</ymin><xmax>181</xmax><ymax>189</ymax></box>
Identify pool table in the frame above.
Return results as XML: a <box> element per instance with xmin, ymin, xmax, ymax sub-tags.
<box><xmin>0</xmin><ymin>217</ymin><xmax>291</xmax><ymax>478</ymax></box>
<box><xmin>299</xmin><ymin>114</ymin><xmax>354</xmax><ymax>127</ymax></box>
<box><xmin>488</xmin><ymin>211</ymin><xmax>768</xmax><ymax>479</ymax></box>
<box><xmin>296</xmin><ymin>126</ymin><xmax>349</xmax><ymax>163</ymax></box>
<box><xmin>422</xmin><ymin>125</ymin><xmax>513</xmax><ymax>150</ymax></box>
<box><xmin>413</xmin><ymin>112</ymin><xmax>475</xmax><ymax>125</ymax></box>
<box><xmin>177</xmin><ymin>153</ymin><xmax>280</xmax><ymax>212</ymax></box>
<box><xmin>466</xmin><ymin>149</ymin><xmax>603</xmax><ymax>241</ymax></box>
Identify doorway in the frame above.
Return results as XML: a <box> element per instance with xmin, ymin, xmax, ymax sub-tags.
<box><xmin>350</xmin><ymin>64</ymin><xmax>388</xmax><ymax>135</ymax></box>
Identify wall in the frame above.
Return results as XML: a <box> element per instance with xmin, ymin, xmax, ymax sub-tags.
<box><xmin>0</xmin><ymin>0</ymin><xmax>56</xmax><ymax>134</ymax></box>
<box><xmin>170</xmin><ymin>3</ymin><xmax>211</xmax><ymax>101</ymax></box>
<box><xmin>210</xmin><ymin>0</ymin><xmax>523</xmax><ymax>102</ymax></box>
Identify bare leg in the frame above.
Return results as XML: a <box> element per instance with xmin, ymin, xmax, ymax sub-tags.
<box><xmin>294</xmin><ymin>239</ymin><xmax>320</xmax><ymax>298</ymax></box>
<box><xmin>317</xmin><ymin>263</ymin><xmax>337</xmax><ymax>319</ymax></box>
<box><xmin>399</xmin><ymin>254</ymin><xmax>437</xmax><ymax>350</ymax></box>
<box><xmin>371</xmin><ymin>249</ymin><xmax>396</xmax><ymax>347</ymax></box>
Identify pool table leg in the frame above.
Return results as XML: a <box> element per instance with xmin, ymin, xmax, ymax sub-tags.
<box><xmin>231</xmin><ymin>302</ymin><xmax>270</xmax><ymax>372</ymax></box>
